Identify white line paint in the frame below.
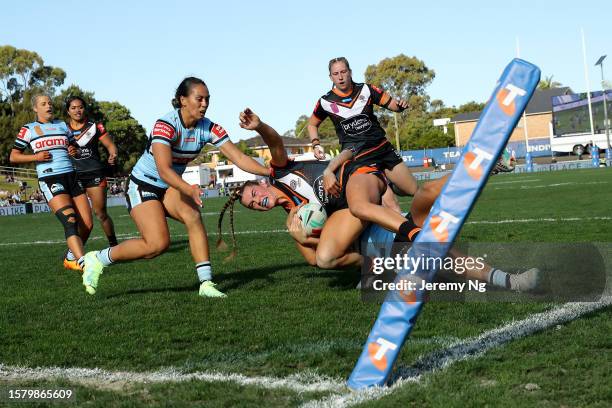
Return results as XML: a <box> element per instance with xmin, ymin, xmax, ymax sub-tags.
<box><xmin>487</xmin><ymin>179</ymin><xmax>541</xmax><ymax>185</ymax></box>
<box><xmin>466</xmin><ymin>216</ymin><xmax>612</xmax><ymax>225</ymax></box>
<box><xmin>494</xmin><ymin>180</ymin><xmax>609</xmax><ymax>190</ymax></box>
<box><xmin>303</xmin><ymin>298</ymin><xmax>611</xmax><ymax>407</ymax></box>
<box><xmin>0</xmin><ymin>365</ymin><xmax>345</xmax><ymax>394</ymax></box>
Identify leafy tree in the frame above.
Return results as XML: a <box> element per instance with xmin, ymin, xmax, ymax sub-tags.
<box><xmin>538</xmin><ymin>75</ymin><xmax>562</xmax><ymax>89</ymax></box>
<box><xmin>294</xmin><ymin>114</ymin><xmax>336</xmax><ymax>141</ymax></box>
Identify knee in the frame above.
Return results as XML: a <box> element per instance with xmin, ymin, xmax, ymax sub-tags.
<box><xmin>181</xmin><ymin>208</ymin><xmax>202</xmax><ymax>226</ymax></box>
<box><xmin>93</xmin><ymin>208</ymin><xmax>109</xmax><ymax>223</ymax></box>
<box><xmin>144</xmin><ymin>237</ymin><xmax>170</xmax><ymax>258</ymax></box>
<box><xmin>349</xmin><ymin>201</ymin><xmax>372</xmax><ymax>220</ymax></box>
<box><xmin>316</xmin><ymin>249</ymin><xmax>339</xmax><ymax>270</ymax></box>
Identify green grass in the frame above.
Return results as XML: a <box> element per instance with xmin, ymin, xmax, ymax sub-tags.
<box><xmin>0</xmin><ymin>168</ymin><xmax>610</xmax><ymax>407</ymax></box>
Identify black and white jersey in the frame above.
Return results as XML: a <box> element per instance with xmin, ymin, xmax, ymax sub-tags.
<box><xmin>68</xmin><ymin>120</ymin><xmax>108</xmax><ymax>174</ymax></box>
<box><xmin>311</xmin><ymin>82</ymin><xmax>392</xmax><ymax>150</ymax></box>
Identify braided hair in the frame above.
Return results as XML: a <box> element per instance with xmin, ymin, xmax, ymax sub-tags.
<box><xmin>217</xmin><ymin>181</ymin><xmax>258</xmax><ymax>260</ymax></box>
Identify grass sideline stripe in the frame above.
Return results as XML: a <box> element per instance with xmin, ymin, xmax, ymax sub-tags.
<box><xmin>303</xmin><ymin>298</ymin><xmax>611</xmax><ymax>407</ymax></box>
<box><xmin>0</xmin><ymin>366</ymin><xmax>345</xmax><ymax>394</ymax></box>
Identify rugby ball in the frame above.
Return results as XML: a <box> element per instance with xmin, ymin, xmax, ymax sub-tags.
<box><xmin>297</xmin><ymin>203</ymin><xmax>328</xmax><ymax>237</ymax></box>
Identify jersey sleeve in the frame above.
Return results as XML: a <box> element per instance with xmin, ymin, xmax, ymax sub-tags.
<box><xmin>13</xmin><ymin>126</ymin><xmax>31</xmax><ymax>151</ymax></box>
<box><xmin>151</xmin><ymin>119</ymin><xmax>178</xmax><ymax>146</ymax></box>
<box><xmin>368</xmin><ymin>84</ymin><xmax>392</xmax><ymax>107</ymax></box>
<box><xmin>311</xmin><ymin>99</ymin><xmax>328</xmax><ymax>121</ymax></box>
<box><xmin>207</xmin><ymin>122</ymin><xmax>230</xmax><ymax>148</ymax></box>
<box><xmin>96</xmin><ymin>122</ymin><xmax>109</xmax><ymax>139</ymax></box>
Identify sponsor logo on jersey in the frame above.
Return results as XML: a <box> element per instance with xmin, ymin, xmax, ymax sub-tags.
<box><xmin>331</xmin><ymin>102</ymin><xmax>340</xmax><ymax>114</ymax></box>
<box><xmin>141</xmin><ymin>191</ymin><xmax>158</xmax><ymax>199</ymax></box>
<box><xmin>211</xmin><ymin>124</ymin><xmax>227</xmax><ymax>139</ymax></box>
<box><xmin>75</xmin><ymin>147</ymin><xmax>91</xmax><ymax>159</ymax></box>
<box><xmin>496</xmin><ymin>83</ymin><xmax>527</xmax><ymax>116</ymax></box>
<box><xmin>17</xmin><ymin>127</ymin><xmax>28</xmax><ymax>140</ymax></box>
<box><xmin>152</xmin><ymin>121</ymin><xmax>175</xmax><ymax>139</ymax></box>
<box><xmin>340</xmin><ymin>114</ymin><xmax>372</xmax><ymax>136</ymax></box>
<box><xmin>313</xmin><ymin>175</ymin><xmax>329</xmax><ymax>205</ymax></box>
<box><xmin>367</xmin><ymin>337</ymin><xmax>397</xmax><ymax>371</ymax></box>
<box><xmin>463</xmin><ymin>146</ymin><xmax>494</xmax><ymax>180</ymax></box>
<box><xmin>50</xmin><ymin>183</ymin><xmax>65</xmax><ymax>194</ymax></box>
<box><xmin>34</xmin><ymin>126</ymin><xmax>44</xmax><ymax>136</ymax></box>
<box><xmin>33</xmin><ymin>137</ymin><xmax>69</xmax><ymax>150</ymax></box>
<box><xmin>429</xmin><ymin>210</ymin><xmax>460</xmax><ymax>243</ymax></box>
<box><xmin>290</xmin><ymin>179</ymin><xmax>301</xmax><ymax>190</ymax></box>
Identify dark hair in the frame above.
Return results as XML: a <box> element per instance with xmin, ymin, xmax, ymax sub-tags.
<box><xmin>65</xmin><ymin>95</ymin><xmax>87</xmax><ymax>111</ymax></box>
<box><xmin>328</xmin><ymin>57</ymin><xmax>351</xmax><ymax>73</ymax></box>
<box><xmin>172</xmin><ymin>77</ymin><xmax>207</xmax><ymax>109</ymax></box>
<box><xmin>217</xmin><ymin>181</ymin><xmax>258</xmax><ymax>260</ymax></box>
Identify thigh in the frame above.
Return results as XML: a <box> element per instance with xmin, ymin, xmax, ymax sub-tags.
<box><xmin>345</xmin><ymin>173</ymin><xmax>385</xmax><ymax>206</ymax></box>
<box><xmin>86</xmin><ymin>185</ymin><xmax>107</xmax><ymax>212</ymax></box>
<box><xmin>317</xmin><ymin>209</ymin><xmax>367</xmax><ymax>258</ymax></box>
<box><xmin>130</xmin><ymin>199</ymin><xmax>170</xmax><ymax>242</ymax></box>
<box><xmin>162</xmin><ymin>186</ymin><xmax>202</xmax><ymax>225</ymax></box>
<box><xmin>72</xmin><ymin>193</ymin><xmax>93</xmax><ymax>224</ymax></box>
<box><xmin>47</xmin><ymin>193</ymin><xmax>73</xmax><ymax>213</ymax></box>
<box><xmin>386</xmin><ymin>162</ymin><xmax>418</xmax><ymax>196</ymax></box>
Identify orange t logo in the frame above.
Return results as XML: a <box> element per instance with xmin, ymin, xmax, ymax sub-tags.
<box><xmin>463</xmin><ymin>147</ymin><xmax>494</xmax><ymax>180</ymax></box>
<box><xmin>496</xmin><ymin>83</ymin><xmax>526</xmax><ymax>116</ymax></box>
<box><xmin>430</xmin><ymin>211</ymin><xmax>460</xmax><ymax>242</ymax></box>
<box><xmin>368</xmin><ymin>338</ymin><xmax>398</xmax><ymax>371</ymax></box>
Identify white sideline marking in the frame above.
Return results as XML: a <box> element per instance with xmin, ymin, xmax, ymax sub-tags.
<box><xmin>0</xmin><ymin>365</ymin><xmax>345</xmax><ymax>394</ymax></box>
<box><xmin>467</xmin><ymin>216</ymin><xmax>612</xmax><ymax>225</ymax></box>
<box><xmin>0</xmin><ymin>229</ymin><xmax>287</xmax><ymax>247</ymax></box>
<box><xmin>488</xmin><ymin>178</ymin><xmax>541</xmax><ymax>185</ymax></box>
<box><xmin>494</xmin><ymin>180</ymin><xmax>609</xmax><ymax>190</ymax></box>
<box><xmin>303</xmin><ymin>298</ymin><xmax>611</xmax><ymax>407</ymax></box>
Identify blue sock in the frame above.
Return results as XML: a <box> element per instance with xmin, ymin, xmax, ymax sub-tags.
<box><xmin>96</xmin><ymin>248</ymin><xmax>114</xmax><ymax>266</ymax></box>
<box><xmin>196</xmin><ymin>261</ymin><xmax>212</xmax><ymax>282</ymax></box>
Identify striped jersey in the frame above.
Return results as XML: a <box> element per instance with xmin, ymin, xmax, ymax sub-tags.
<box><xmin>13</xmin><ymin>120</ymin><xmax>75</xmax><ymax>178</ymax></box>
<box><xmin>311</xmin><ymin>82</ymin><xmax>392</xmax><ymax>150</ymax></box>
<box><xmin>68</xmin><ymin>120</ymin><xmax>108</xmax><ymax>174</ymax></box>
<box><xmin>131</xmin><ymin>109</ymin><xmax>230</xmax><ymax>189</ymax></box>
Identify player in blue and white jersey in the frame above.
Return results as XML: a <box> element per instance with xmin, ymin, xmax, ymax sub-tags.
<box><xmin>82</xmin><ymin>77</ymin><xmax>271</xmax><ymax>297</ymax></box>
<box><xmin>10</xmin><ymin>94</ymin><xmax>93</xmax><ymax>271</ymax></box>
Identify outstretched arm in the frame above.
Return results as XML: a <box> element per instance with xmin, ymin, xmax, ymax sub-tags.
<box><xmin>323</xmin><ymin>148</ymin><xmax>353</xmax><ymax>197</ymax></box>
<box><xmin>219</xmin><ymin>141</ymin><xmax>270</xmax><ymax>177</ymax></box>
<box><xmin>239</xmin><ymin>108</ymin><xmax>288</xmax><ymax>167</ymax></box>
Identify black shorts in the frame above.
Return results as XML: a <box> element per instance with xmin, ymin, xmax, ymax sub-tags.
<box><xmin>77</xmin><ymin>171</ymin><xmax>108</xmax><ymax>189</ymax></box>
<box><xmin>38</xmin><ymin>172</ymin><xmax>85</xmax><ymax>203</ymax></box>
<box><xmin>125</xmin><ymin>176</ymin><xmax>167</xmax><ymax>212</ymax></box>
<box><xmin>345</xmin><ymin>139</ymin><xmax>404</xmax><ymax>171</ymax></box>
<box><xmin>337</xmin><ymin>157</ymin><xmax>387</xmax><ymax>203</ymax></box>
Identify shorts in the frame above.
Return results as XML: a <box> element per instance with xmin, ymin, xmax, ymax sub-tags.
<box><xmin>77</xmin><ymin>171</ymin><xmax>108</xmax><ymax>189</ymax></box>
<box><xmin>39</xmin><ymin>172</ymin><xmax>85</xmax><ymax>203</ymax></box>
<box><xmin>337</xmin><ymin>156</ymin><xmax>387</xmax><ymax>197</ymax></box>
<box><xmin>125</xmin><ymin>176</ymin><xmax>167</xmax><ymax>212</ymax></box>
<box><xmin>345</xmin><ymin>139</ymin><xmax>404</xmax><ymax>171</ymax></box>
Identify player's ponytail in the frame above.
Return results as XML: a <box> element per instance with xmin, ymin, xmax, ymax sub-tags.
<box><xmin>173</xmin><ymin>77</ymin><xmax>207</xmax><ymax>109</ymax></box>
<box><xmin>217</xmin><ymin>181</ymin><xmax>258</xmax><ymax>261</ymax></box>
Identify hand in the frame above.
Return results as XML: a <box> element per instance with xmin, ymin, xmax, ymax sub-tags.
<box><xmin>108</xmin><ymin>151</ymin><xmax>117</xmax><ymax>165</ymax></box>
<box><xmin>286</xmin><ymin>205</ymin><xmax>308</xmax><ymax>243</ymax></box>
<box><xmin>35</xmin><ymin>151</ymin><xmax>52</xmax><ymax>162</ymax></box>
<box><xmin>239</xmin><ymin>108</ymin><xmax>261</xmax><ymax>131</ymax></box>
<box><xmin>323</xmin><ymin>170</ymin><xmax>340</xmax><ymax>198</ymax></box>
<box><xmin>395</xmin><ymin>98</ymin><xmax>409</xmax><ymax>112</ymax></box>
<box><xmin>189</xmin><ymin>184</ymin><xmax>203</xmax><ymax>207</ymax></box>
<box><xmin>67</xmin><ymin>146</ymin><xmax>78</xmax><ymax>157</ymax></box>
<box><xmin>313</xmin><ymin>144</ymin><xmax>325</xmax><ymax>160</ymax></box>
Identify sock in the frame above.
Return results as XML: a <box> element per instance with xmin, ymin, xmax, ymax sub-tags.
<box><xmin>107</xmin><ymin>234</ymin><xmax>118</xmax><ymax>247</ymax></box>
<box><xmin>77</xmin><ymin>256</ymin><xmax>85</xmax><ymax>269</ymax></box>
<box><xmin>395</xmin><ymin>221</ymin><xmax>421</xmax><ymax>243</ymax></box>
<box><xmin>196</xmin><ymin>261</ymin><xmax>212</xmax><ymax>282</ymax></box>
<box><xmin>96</xmin><ymin>248</ymin><xmax>114</xmax><ymax>266</ymax></box>
<box><xmin>66</xmin><ymin>249</ymin><xmax>76</xmax><ymax>261</ymax></box>
<box><xmin>488</xmin><ymin>268</ymin><xmax>511</xmax><ymax>289</ymax></box>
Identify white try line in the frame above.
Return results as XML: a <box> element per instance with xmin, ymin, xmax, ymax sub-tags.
<box><xmin>466</xmin><ymin>216</ymin><xmax>612</xmax><ymax>225</ymax></box>
<box><xmin>494</xmin><ymin>180</ymin><xmax>609</xmax><ymax>190</ymax></box>
<box><xmin>303</xmin><ymin>298</ymin><xmax>612</xmax><ymax>407</ymax></box>
<box><xmin>487</xmin><ymin>178</ymin><xmax>541</xmax><ymax>185</ymax></box>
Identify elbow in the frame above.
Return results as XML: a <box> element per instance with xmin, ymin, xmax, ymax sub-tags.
<box><xmin>9</xmin><ymin>151</ymin><xmax>18</xmax><ymax>164</ymax></box>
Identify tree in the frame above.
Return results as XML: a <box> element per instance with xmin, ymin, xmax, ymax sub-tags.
<box><xmin>98</xmin><ymin>101</ymin><xmax>147</xmax><ymax>173</ymax></box>
<box><xmin>293</xmin><ymin>114</ymin><xmax>337</xmax><ymax>141</ymax></box>
<box><xmin>538</xmin><ymin>75</ymin><xmax>562</xmax><ymax>89</ymax></box>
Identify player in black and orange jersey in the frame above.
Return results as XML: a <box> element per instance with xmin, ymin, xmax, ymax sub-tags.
<box><xmin>64</xmin><ymin>97</ymin><xmax>119</xmax><ymax>269</ymax></box>
<box><xmin>307</xmin><ymin>57</ymin><xmax>417</xmax><ymax>197</ymax></box>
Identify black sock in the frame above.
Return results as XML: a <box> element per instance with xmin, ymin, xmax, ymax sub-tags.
<box><xmin>107</xmin><ymin>234</ymin><xmax>118</xmax><ymax>247</ymax></box>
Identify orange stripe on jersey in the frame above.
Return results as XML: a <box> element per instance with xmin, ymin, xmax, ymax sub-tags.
<box><xmin>332</xmin><ymin>87</ymin><xmax>353</xmax><ymax>98</ymax></box>
<box><xmin>354</xmin><ymin>166</ymin><xmax>378</xmax><ymax>175</ymax></box>
<box><xmin>354</xmin><ymin>139</ymin><xmax>389</xmax><ymax>160</ymax></box>
<box><xmin>379</xmin><ymin>92</ymin><xmax>391</xmax><ymax>107</ymax></box>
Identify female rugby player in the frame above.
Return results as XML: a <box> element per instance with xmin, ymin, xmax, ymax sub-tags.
<box><xmin>62</xmin><ymin>96</ymin><xmax>119</xmax><ymax>269</ymax></box>
<box><xmin>81</xmin><ymin>77</ymin><xmax>270</xmax><ymax>297</ymax></box>
<box><xmin>10</xmin><ymin>94</ymin><xmax>92</xmax><ymax>271</ymax></box>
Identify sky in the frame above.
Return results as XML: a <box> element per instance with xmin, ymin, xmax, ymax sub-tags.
<box><xmin>3</xmin><ymin>1</ymin><xmax>611</xmax><ymax>140</ymax></box>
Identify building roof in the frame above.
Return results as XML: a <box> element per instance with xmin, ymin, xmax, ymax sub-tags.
<box><xmin>242</xmin><ymin>134</ymin><xmax>311</xmax><ymax>149</ymax></box>
<box><xmin>450</xmin><ymin>87</ymin><xmax>572</xmax><ymax>123</ymax></box>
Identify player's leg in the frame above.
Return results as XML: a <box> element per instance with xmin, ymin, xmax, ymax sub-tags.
<box><xmin>86</xmin><ymin>182</ymin><xmax>118</xmax><ymax>246</ymax></box>
<box><xmin>345</xmin><ymin>173</ymin><xmax>407</xmax><ymax>232</ymax></box>
<box><xmin>409</xmin><ymin>175</ymin><xmax>449</xmax><ymax>225</ymax></box>
<box><xmin>163</xmin><ymin>186</ymin><xmax>225</xmax><ymax>298</ymax></box>
<box><xmin>47</xmin><ymin>193</ymin><xmax>86</xmax><ymax>264</ymax></box>
<box><xmin>381</xmin><ymin>185</ymin><xmax>401</xmax><ymax>213</ymax></box>
<box><xmin>315</xmin><ymin>209</ymin><xmax>367</xmax><ymax>269</ymax></box>
<box><xmin>384</xmin><ymin>162</ymin><xmax>418</xmax><ymax>196</ymax></box>
<box><xmin>72</xmin><ymin>192</ymin><xmax>93</xmax><ymax>245</ymax></box>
